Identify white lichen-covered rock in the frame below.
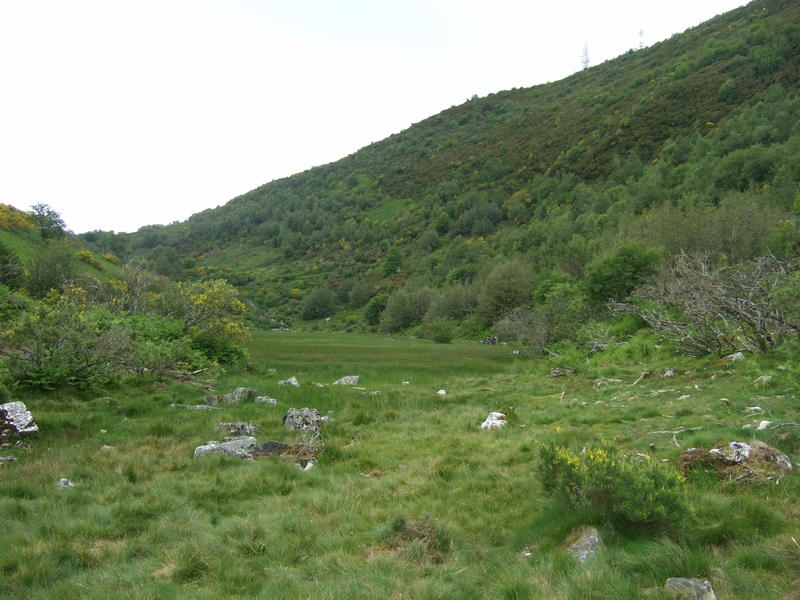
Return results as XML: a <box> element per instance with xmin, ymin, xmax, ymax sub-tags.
<box><xmin>757</xmin><ymin>420</ymin><xmax>773</xmax><ymax>431</ymax></box>
<box><xmin>665</xmin><ymin>577</ymin><xmax>717</xmax><ymax>599</ymax></box>
<box><xmin>58</xmin><ymin>478</ymin><xmax>77</xmax><ymax>488</ymax></box>
<box><xmin>436</xmin><ymin>389</ymin><xmax>447</xmax><ymax>396</ymax></box>
<box><xmin>282</xmin><ymin>408</ymin><xmax>326</xmax><ymax>432</ymax></box>
<box><xmin>332</xmin><ymin>375</ymin><xmax>359</xmax><ymax>385</ymax></box>
<box><xmin>753</xmin><ymin>375</ymin><xmax>773</xmax><ymax>385</ymax></box>
<box><xmin>567</xmin><ymin>527</ymin><xmax>602</xmax><ymax>563</ymax></box>
<box><xmin>480</xmin><ymin>412</ymin><xmax>508</xmax><ymax>430</ymax></box>
<box><xmin>193</xmin><ymin>436</ymin><xmax>256</xmax><ymax>459</ymax></box>
<box><xmin>255</xmin><ymin>396</ymin><xmax>277</xmax><ymax>405</ymax></box>
<box><xmin>723</xmin><ymin>351</ymin><xmax>745</xmax><ymax>361</ymax></box>
<box><xmin>0</xmin><ymin>401</ymin><xmax>38</xmax><ymax>436</ymax></box>
<box><xmin>169</xmin><ymin>403</ymin><xmax>220</xmax><ymax>410</ymax></box>
<box><xmin>279</xmin><ymin>376</ymin><xmax>300</xmax><ymax>387</ymax></box>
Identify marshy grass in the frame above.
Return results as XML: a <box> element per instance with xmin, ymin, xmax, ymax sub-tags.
<box><xmin>0</xmin><ymin>330</ymin><xmax>798</xmax><ymax>598</ymax></box>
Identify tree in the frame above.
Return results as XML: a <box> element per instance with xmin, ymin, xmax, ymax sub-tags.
<box><xmin>30</xmin><ymin>204</ymin><xmax>65</xmax><ymax>239</ymax></box>
<box><xmin>584</xmin><ymin>242</ymin><xmax>661</xmax><ymax>308</ymax></box>
<box><xmin>476</xmin><ymin>261</ymin><xmax>531</xmax><ymax>326</ymax></box>
<box><xmin>301</xmin><ymin>286</ymin><xmax>336</xmax><ymax>320</ymax></box>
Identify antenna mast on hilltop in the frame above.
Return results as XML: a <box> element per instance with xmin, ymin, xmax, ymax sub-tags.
<box><xmin>581</xmin><ymin>42</ymin><xmax>589</xmax><ymax>70</ymax></box>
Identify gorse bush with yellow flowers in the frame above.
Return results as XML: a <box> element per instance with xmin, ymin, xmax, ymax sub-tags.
<box><xmin>536</xmin><ymin>442</ymin><xmax>691</xmax><ymax>529</ymax></box>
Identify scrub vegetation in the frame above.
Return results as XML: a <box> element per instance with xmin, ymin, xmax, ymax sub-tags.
<box><xmin>0</xmin><ymin>1</ymin><xmax>799</xmax><ymax>597</ymax></box>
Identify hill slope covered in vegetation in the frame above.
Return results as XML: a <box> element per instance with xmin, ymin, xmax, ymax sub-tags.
<box><xmin>82</xmin><ymin>0</ymin><xmax>799</xmax><ymax>337</ymax></box>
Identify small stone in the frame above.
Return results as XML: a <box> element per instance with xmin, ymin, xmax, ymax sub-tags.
<box><xmin>255</xmin><ymin>396</ymin><xmax>277</xmax><ymax>405</ymax></box>
<box><xmin>567</xmin><ymin>526</ymin><xmax>602</xmax><ymax>563</ymax></box>
<box><xmin>402</xmin><ymin>381</ymin><xmax>410</xmax><ymax>385</ymax></box>
<box><xmin>723</xmin><ymin>351</ymin><xmax>746</xmax><ymax>361</ymax></box>
<box><xmin>436</xmin><ymin>389</ymin><xmax>447</xmax><ymax>396</ymax></box>
<box><xmin>193</xmin><ymin>436</ymin><xmax>257</xmax><ymax>460</ymax></box>
<box><xmin>744</xmin><ymin>406</ymin><xmax>763</xmax><ymax>414</ymax></box>
<box><xmin>99</xmin><ymin>445</ymin><xmax>114</xmax><ymax>451</ymax></box>
<box><xmin>278</xmin><ymin>376</ymin><xmax>300</xmax><ymax>387</ymax></box>
<box><xmin>0</xmin><ymin>456</ymin><xmax>17</xmax><ymax>464</ymax></box>
<box><xmin>678</xmin><ymin>395</ymin><xmax>691</xmax><ymax>401</ymax></box>
<box><xmin>753</xmin><ymin>375</ymin><xmax>773</xmax><ymax>385</ymax></box>
<box><xmin>221</xmin><ymin>387</ymin><xmax>259</xmax><ymax>404</ymax></box>
<box><xmin>663</xmin><ymin>369</ymin><xmax>676</xmax><ymax>377</ymax></box>
<box><xmin>99</xmin><ymin>429</ymin><xmax>107</xmax><ymax>434</ymax></box>
<box><xmin>58</xmin><ymin>478</ymin><xmax>77</xmax><ymax>488</ymax></box>
<box><xmin>756</xmin><ymin>420</ymin><xmax>773</xmax><ymax>431</ymax></box>
<box><xmin>665</xmin><ymin>577</ymin><xmax>716</xmax><ymax>599</ymax></box>
<box><xmin>480</xmin><ymin>412</ymin><xmax>507</xmax><ymax>430</ymax></box>
<box><xmin>169</xmin><ymin>403</ymin><xmax>220</xmax><ymax>410</ymax></box>
<box><xmin>283</xmin><ymin>408</ymin><xmax>325</xmax><ymax>432</ymax></box>
<box><xmin>296</xmin><ymin>460</ymin><xmax>315</xmax><ymax>471</ymax></box>
<box><xmin>332</xmin><ymin>375</ymin><xmax>359</xmax><ymax>385</ymax></box>
<box><xmin>0</xmin><ymin>401</ymin><xmax>38</xmax><ymax>437</ymax></box>
<box><xmin>742</xmin><ymin>423</ymin><xmax>755</xmax><ymax>430</ymax></box>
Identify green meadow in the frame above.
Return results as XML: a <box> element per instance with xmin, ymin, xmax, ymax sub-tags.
<box><xmin>1</xmin><ymin>331</ymin><xmax>798</xmax><ymax>599</ymax></box>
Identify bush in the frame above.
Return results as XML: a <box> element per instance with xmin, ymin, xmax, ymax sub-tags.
<box><xmin>584</xmin><ymin>242</ymin><xmax>661</xmax><ymax>308</ymax></box>
<box><xmin>476</xmin><ymin>261</ymin><xmax>531</xmax><ymax>326</ymax></box>
<box><xmin>365</xmin><ymin>294</ymin><xmax>388</xmax><ymax>326</ymax></box>
<box><xmin>26</xmin><ymin>241</ymin><xmax>75</xmax><ymax>298</ymax></box>
<box><xmin>379</xmin><ymin>287</ymin><xmax>433</xmax><ymax>333</ymax></box>
<box><xmin>1</xmin><ymin>287</ymin><xmax>131</xmax><ymax>390</ymax></box>
<box><xmin>421</xmin><ymin>318</ymin><xmax>456</xmax><ymax>343</ymax></box>
<box><xmin>536</xmin><ymin>442</ymin><xmax>691</xmax><ymax>529</ymax></box>
<box><xmin>74</xmin><ymin>250</ymin><xmax>102</xmax><ymax>269</ymax></box>
<box><xmin>300</xmin><ymin>286</ymin><xmax>336</xmax><ymax>320</ymax></box>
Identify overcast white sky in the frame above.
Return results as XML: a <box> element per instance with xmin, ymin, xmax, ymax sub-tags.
<box><xmin>0</xmin><ymin>0</ymin><xmax>748</xmax><ymax>234</ymax></box>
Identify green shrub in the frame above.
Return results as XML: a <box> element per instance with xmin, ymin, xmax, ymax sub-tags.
<box><xmin>365</xmin><ymin>294</ymin><xmax>388</xmax><ymax>326</ymax></box>
<box><xmin>422</xmin><ymin>318</ymin><xmax>456</xmax><ymax>343</ymax></box>
<box><xmin>1</xmin><ymin>287</ymin><xmax>130</xmax><ymax>390</ymax></box>
<box><xmin>300</xmin><ymin>286</ymin><xmax>336</xmax><ymax>320</ymax></box>
<box><xmin>536</xmin><ymin>442</ymin><xmax>691</xmax><ymax>529</ymax></box>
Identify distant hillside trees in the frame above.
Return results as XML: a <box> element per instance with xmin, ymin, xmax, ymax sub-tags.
<box><xmin>30</xmin><ymin>203</ymin><xmax>65</xmax><ymax>239</ymax></box>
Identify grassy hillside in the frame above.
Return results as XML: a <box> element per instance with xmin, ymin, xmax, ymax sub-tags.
<box><xmin>1</xmin><ymin>332</ymin><xmax>798</xmax><ymax>598</ymax></box>
<box><xmin>79</xmin><ymin>0</ymin><xmax>800</xmax><ymax>326</ymax></box>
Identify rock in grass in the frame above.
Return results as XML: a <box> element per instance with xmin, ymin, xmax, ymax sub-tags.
<box><xmin>170</xmin><ymin>403</ymin><xmax>220</xmax><ymax>411</ymax></box>
<box><xmin>665</xmin><ymin>577</ymin><xmax>716</xmax><ymax>599</ymax></box>
<box><xmin>279</xmin><ymin>376</ymin><xmax>300</xmax><ymax>387</ymax></box>
<box><xmin>215</xmin><ymin>422</ymin><xmax>259</xmax><ymax>436</ymax></box>
<box><xmin>753</xmin><ymin>375</ymin><xmax>773</xmax><ymax>385</ymax></box>
<box><xmin>480</xmin><ymin>412</ymin><xmax>507</xmax><ymax>430</ymax></box>
<box><xmin>282</xmin><ymin>408</ymin><xmax>325</xmax><ymax>432</ymax></box>
<box><xmin>255</xmin><ymin>396</ymin><xmax>277</xmax><ymax>405</ymax></box>
<box><xmin>221</xmin><ymin>387</ymin><xmax>259</xmax><ymax>404</ymax></box>
<box><xmin>58</xmin><ymin>478</ymin><xmax>77</xmax><ymax>488</ymax></box>
<box><xmin>0</xmin><ymin>401</ymin><xmax>38</xmax><ymax>437</ymax></box>
<box><xmin>333</xmin><ymin>375</ymin><xmax>359</xmax><ymax>385</ymax></box>
<box><xmin>0</xmin><ymin>456</ymin><xmax>17</xmax><ymax>464</ymax></box>
<box><xmin>566</xmin><ymin>526</ymin><xmax>602</xmax><ymax>563</ymax></box>
<box><xmin>193</xmin><ymin>436</ymin><xmax>256</xmax><ymax>459</ymax></box>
